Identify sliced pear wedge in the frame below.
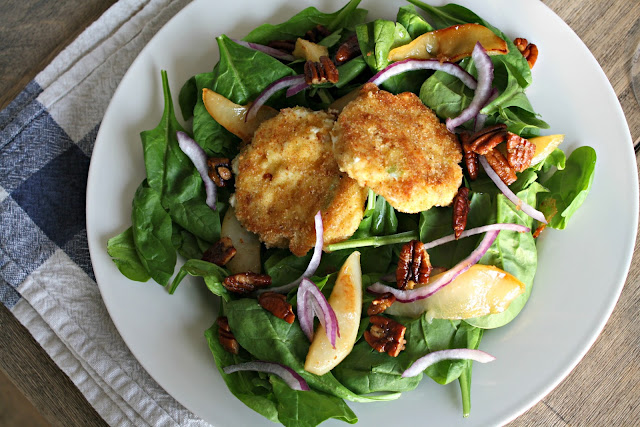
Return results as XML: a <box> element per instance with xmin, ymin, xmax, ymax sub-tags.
<box><xmin>220</xmin><ymin>207</ymin><xmax>262</xmax><ymax>274</ymax></box>
<box><xmin>385</xmin><ymin>264</ymin><xmax>525</xmax><ymax>320</ymax></box>
<box><xmin>529</xmin><ymin>134</ymin><xmax>565</xmax><ymax>165</ymax></box>
<box><xmin>202</xmin><ymin>88</ymin><xmax>278</xmax><ymax>141</ymax></box>
<box><xmin>292</xmin><ymin>38</ymin><xmax>329</xmax><ymax>62</ymax></box>
<box><xmin>304</xmin><ymin>251</ymin><xmax>362</xmax><ymax>376</ymax></box>
<box><xmin>388</xmin><ymin>23</ymin><xmax>508</xmax><ymax>63</ymax></box>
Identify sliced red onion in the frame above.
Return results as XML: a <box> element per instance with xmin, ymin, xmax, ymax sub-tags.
<box><xmin>446</xmin><ymin>43</ymin><xmax>494</xmax><ymax>132</ymax></box>
<box><xmin>369</xmin><ymin>58</ymin><xmax>477</xmax><ymax>90</ymax></box>
<box><xmin>423</xmin><ymin>223</ymin><xmax>530</xmax><ymax>251</ymax></box>
<box><xmin>402</xmin><ymin>349</ymin><xmax>496</xmax><ymax>378</ymax></box>
<box><xmin>231</xmin><ymin>38</ymin><xmax>295</xmax><ymax>62</ymax></box>
<box><xmin>223</xmin><ymin>361</ymin><xmax>309</xmax><ymax>391</ymax></box>
<box><xmin>367</xmin><ymin>229</ymin><xmax>500</xmax><ymax>303</ymax></box>
<box><xmin>286</xmin><ymin>80</ymin><xmax>310</xmax><ymax>97</ymax></box>
<box><xmin>257</xmin><ymin>211</ymin><xmax>324</xmax><ymax>295</ymax></box>
<box><xmin>176</xmin><ymin>131</ymin><xmax>217</xmax><ymax>210</ymax></box>
<box><xmin>297</xmin><ymin>278</ymin><xmax>340</xmax><ymax>348</ymax></box>
<box><xmin>479</xmin><ymin>156</ymin><xmax>548</xmax><ymax>224</ymax></box>
<box><xmin>245</xmin><ymin>75</ymin><xmax>306</xmax><ymax>122</ymax></box>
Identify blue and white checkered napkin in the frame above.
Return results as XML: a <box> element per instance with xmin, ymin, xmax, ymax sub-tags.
<box><xmin>0</xmin><ymin>0</ymin><xmax>210</xmax><ymax>425</ymax></box>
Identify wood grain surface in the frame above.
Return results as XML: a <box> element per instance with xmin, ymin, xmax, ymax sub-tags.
<box><xmin>0</xmin><ymin>0</ymin><xmax>638</xmax><ymax>426</ymax></box>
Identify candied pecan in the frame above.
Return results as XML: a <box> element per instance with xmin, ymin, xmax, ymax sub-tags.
<box><xmin>367</xmin><ymin>292</ymin><xmax>396</xmax><ymax>316</ymax></box>
<box><xmin>304</xmin><ymin>56</ymin><xmax>340</xmax><ymax>85</ymax></box>
<box><xmin>460</xmin><ymin>132</ymin><xmax>479</xmax><ymax>180</ymax></box>
<box><xmin>335</xmin><ymin>34</ymin><xmax>361</xmax><ymax>64</ymax></box>
<box><xmin>202</xmin><ymin>237</ymin><xmax>236</xmax><ymax>266</ymax></box>
<box><xmin>223</xmin><ymin>272</ymin><xmax>271</xmax><ymax>294</ymax></box>
<box><xmin>305</xmin><ymin>24</ymin><xmax>331</xmax><ymax>43</ymax></box>
<box><xmin>267</xmin><ymin>39</ymin><xmax>296</xmax><ymax>53</ymax></box>
<box><xmin>452</xmin><ymin>186</ymin><xmax>470</xmax><ymax>239</ymax></box>
<box><xmin>364</xmin><ymin>315</ymin><xmax>407</xmax><ymax>357</ymax></box>
<box><xmin>468</xmin><ymin>124</ymin><xmax>508</xmax><ymax>155</ymax></box>
<box><xmin>396</xmin><ymin>240</ymin><xmax>432</xmax><ymax>290</ymax></box>
<box><xmin>217</xmin><ymin>317</ymin><xmax>239</xmax><ymax>354</ymax></box>
<box><xmin>514</xmin><ymin>37</ymin><xmax>538</xmax><ymax>69</ymax></box>
<box><xmin>258</xmin><ymin>292</ymin><xmax>295</xmax><ymax>324</ymax></box>
<box><xmin>207</xmin><ymin>157</ymin><xmax>233</xmax><ymax>187</ymax></box>
<box><xmin>506</xmin><ymin>132</ymin><xmax>535</xmax><ymax>172</ymax></box>
<box><xmin>484</xmin><ymin>148</ymin><xmax>517</xmax><ymax>185</ymax></box>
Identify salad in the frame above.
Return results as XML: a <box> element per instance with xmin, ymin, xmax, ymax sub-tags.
<box><xmin>106</xmin><ymin>1</ymin><xmax>597</xmax><ymax>426</ymax></box>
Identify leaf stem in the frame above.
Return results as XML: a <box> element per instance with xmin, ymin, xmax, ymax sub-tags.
<box><xmin>326</xmin><ymin>230</ymin><xmax>418</xmax><ymax>252</ymax></box>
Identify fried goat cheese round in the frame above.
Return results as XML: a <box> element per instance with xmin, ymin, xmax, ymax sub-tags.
<box><xmin>233</xmin><ymin>107</ymin><xmax>368</xmax><ymax>257</ymax></box>
<box><xmin>331</xmin><ymin>83</ymin><xmax>463</xmax><ymax>213</ymax></box>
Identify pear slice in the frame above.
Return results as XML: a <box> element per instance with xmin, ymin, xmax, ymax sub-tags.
<box><xmin>388</xmin><ymin>23</ymin><xmax>508</xmax><ymax>63</ymax></box>
<box><xmin>202</xmin><ymin>88</ymin><xmax>278</xmax><ymax>141</ymax></box>
<box><xmin>529</xmin><ymin>134</ymin><xmax>565</xmax><ymax>165</ymax></box>
<box><xmin>220</xmin><ymin>207</ymin><xmax>262</xmax><ymax>274</ymax></box>
<box><xmin>385</xmin><ymin>264</ymin><xmax>524</xmax><ymax>320</ymax></box>
<box><xmin>292</xmin><ymin>38</ymin><xmax>329</xmax><ymax>62</ymax></box>
<box><xmin>304</xmin><ymin>251</ymin><xmax>362</xmax><ymax>375</ymax></box>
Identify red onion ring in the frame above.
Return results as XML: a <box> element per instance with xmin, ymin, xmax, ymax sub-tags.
<box><xmin>369</xmin><ymin>58</ymin><xmax>478</xmax><ymax>90</ymax></box>
<box><xmin>257</xmin><ymin>211</ymin><xmax>323</xmax><ymax>295</ymax></box>
<box><xmin>367</xmin><ymin>229</ymin><xmax>500</xmax><ymax>303</ymax></box>
<box><xmin>446</xmin><ymin>43</ymin><xmax>494</xmax><ymax>132</ymax></box>
<box><xmin>245</xmin><ymin>75</ymin><xmax>306</xmax><ymax>122</ymax></box>
<box><xmin>176</xmin><ymin>131</ymin><xmax>217</xmax><ymax>210</ymax></box>
<box><xmin>479</xmin><ymin>156</ymin><xmax>548</xmax><ymax>224</ymax></box>
<box><xmin>423</xmin><ymin>223</ymin><xmax>530</xmax><ymax>251</ymax></box>
<box><xmin>286</xmin><ymin>81</ymin><xmax>310</xmax><ymax>97</ymax></box>
<box><xmin>231</xmin><ymin>38</ymin><xmax>296</xmax><ymax>62</ymax></box>
<box><xmin>402</xmin><ymin>349</ymin><xmax>496</xmax><ymax>378</ymax></box>
<box><xmin>297</xmin><ymin>278</ymin><xmax>340</xmax><ymax>348</ymax></box>
<box><xmin>223</xmin><ymin>361</ymin><xmax>310</xmax><ymax>391</ymax></box>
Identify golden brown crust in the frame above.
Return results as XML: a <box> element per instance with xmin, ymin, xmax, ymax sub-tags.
<box><xmin>234</xmin><ymin>107</ymin><xmax>367</xmax><ymax>256</ymax></box>
<box><xmin>331</xmin><ymin>83</ymin><xmax>463</xmax><ymax>213</ymax></box>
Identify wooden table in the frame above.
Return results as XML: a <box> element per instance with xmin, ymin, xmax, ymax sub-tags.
<box><xmin>0</xmin><ymin>0</ymin><xmax>638</xmax><ymax>425</ymax></box>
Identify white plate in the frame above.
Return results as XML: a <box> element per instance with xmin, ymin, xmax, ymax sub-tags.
<box><xmin>86</xmin><ymin>0</ymin><xmax>638</xmax><ymax>425</ymax></box>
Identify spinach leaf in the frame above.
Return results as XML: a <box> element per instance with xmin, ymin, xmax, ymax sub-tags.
<box><xmin>225</xmin><ymin>298</ymin><xmax>399</xmax><ymax>403</ymax></box>
<box><xmin>107</xmin><ymin>227</ymin><xmax>151</xmax><ymax>282</ymax></box>
<box><xmin>131</xmin><ymin>182</ymin><xmax>176</xmax><ymax>286</ymax></box>
<box><xmin>171</xmin><ymin>224</ymin><xmax>208</xmax><ymax>260</ymax></box>
<box><xmin>271</xmin><ymin>378</ymin><xmax>358</xmax><ymax>426</ymax></box>
<box><xmin>243</xmin><ymin>0</ymin><xmax>367</xmax><ymax>44</ymax></box>
<box><xmin>168</xmin><ymin>259</ymin><xmax>230</xmax><ymax>297</ymax></box>
<box><xmin>356</xmin><ymin>19</ymin><xmax>410</xmax><ymax>72</ymax></box>
<box><xmin>205</xmin><ymin>323</ymin><xmax>280</xmax><ymax>422</ymax></box>
<box><xmin>466</xmin><ymin>184</ymin><xmax>544</xmax><ymax>328</ymax></box>
<box><xmin>140</xmin><ymin>71</ymin><xmax>220</xmax><ymax>243</ymax></box>
<box><xmin>397</xmin><ymin>5</ymin><xmax>434</xmax><ymax>39</ymax></box>
<box><xmin>371</xmin><ymin>195</ymin><xmax>398</xmax><ymax>236</ymax></box>
<box><xmin>533</xmin><ymin>147</ymin><xmax>566</xmax><ymax>173</ymax></box>
<box><xmin>178</xmin><ymin>75</ymin><xmax>197</xmax><ymax>121</ymax></box>
<box><xmin>538</xmin><ymin>146</ymin><xmax>596</xmax><ymax>229</ymax></box>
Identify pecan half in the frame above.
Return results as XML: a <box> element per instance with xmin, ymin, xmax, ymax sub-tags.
<box><xmin>514</xmin><ymin>37</ymin><xmax>538</xmax><ymax>69</ymax></box>
<box><xmin>217</xmin><ymin>317</ymin><xmax>239</xmax><ymax>354</ymax></box>
<box><xmin>207</xmin><ymin>157</ymin><xmax>233</xmax><ymax>188</ymax></box>
<box><xmin>258</xmin><ymin>292</ymin><xmax>295</xmax><ymax>324</ymax></box>
<box><xmin>452</xmin><ymin>186</ymin><xmax>470</xmax><ymax>239</ymax></box>
<box><xmin>484</xmin><ymin>148</ymin><xmax>517</xmax><ymax>185</ymax></box>
<box><xmin>267</xmin><ymin>39</ymin><xmax>296</xmax><ymax>53</ymax></box>
<box><xmin>367</xmin><ymin>292</ymin><xmax>396</xmax><ymax>316</ymax></box>
<box><xmin>202</xmin><ymin>237</ymin><xmax>237</xmax><ymax>266</ymax></box>
<box><xmin>304</xmin><ymin>56</ymin><xmax>340</xmax><ymax>85</ymax></box>
<box><xmin>223</xmin><ymin>272</ymin><xmax>271</xmax><ymax>294</ymax></box>
<box><xmin>506</xmin><ymin>132</ymin><xmax>535</xmax><ymax>172</ymax></box>
<box><xmin>305</xmin><ymin>24</ymin><xmax>331</xmax><ymax>43</ymax></box>
<box><xmin>364</xmin><ymin>315</ymin><xmax>407</xmax><ymax>357</ymax></box>
<box><xmin>396</xmin><ymin>240</ymin><xmax>432</xmax><ymax>290</ymax></box>
<box><xmin>468</xmin><ymin>124</ymin><xmax>508</xmax><ymax>155</ymax></box>
<box><xmin>335</xmin><ymin>34</ymin><xmax>361</xmax><ymax>64</ymax></box>
<box><xmin>460</xmin><ymin>132</ymin><xmax>479</xmax><ymax>180</ymax></box>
